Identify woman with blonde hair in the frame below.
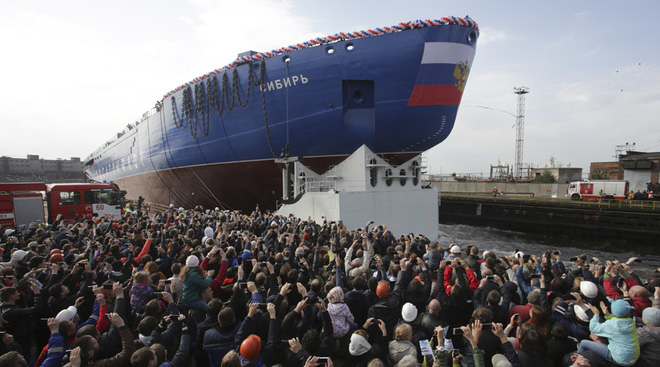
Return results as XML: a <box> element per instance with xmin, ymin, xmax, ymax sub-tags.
<box><xmin>388</xmin><ymin>323</ymin><xmax>417</xmax><ymax>365</ymax></box>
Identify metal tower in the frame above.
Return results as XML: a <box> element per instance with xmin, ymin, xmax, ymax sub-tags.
<box><xmin>513</xmin><ymin>87</ymin><xmax>529</xmax><ymax>180</ymax></box>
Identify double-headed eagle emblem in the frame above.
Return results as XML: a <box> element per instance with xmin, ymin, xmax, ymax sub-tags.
<box><xmin>453</xmin><ymin>61</ymin><xmax>470</xmax><ymax>92</ymax></box>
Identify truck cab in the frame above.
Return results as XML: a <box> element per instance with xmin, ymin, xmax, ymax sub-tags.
<box><xmin>46</xmin><ymin>183</ymin><xmax>124</xmax><ymax>224</ymax></box>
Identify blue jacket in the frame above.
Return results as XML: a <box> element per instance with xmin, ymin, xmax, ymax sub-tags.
<box><xmin>41</xmin><ymin>333</ymin><xmax>65</xmax><ymax>367</ymax></box>
<box><xmin>203</xmin><ymin>322</ymin><xmax>244</xmax><ymax>367</ymax></box>
<box><xmin>589</xmin><ymin>315</ymin><xmax>640</xmax><ymax>366</ymax></box>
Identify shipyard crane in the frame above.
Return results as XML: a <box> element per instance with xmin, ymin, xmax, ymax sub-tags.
<box><xmin>514</xmin><ymin>87</ymin><xmax>529</xmax><ymax>180</ymax></box>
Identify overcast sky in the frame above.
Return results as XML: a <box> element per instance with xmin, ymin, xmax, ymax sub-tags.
<box><xmin>2</xmin><ymin>0</ymin><xmax>659</xmax><ymax>177</ymax></box>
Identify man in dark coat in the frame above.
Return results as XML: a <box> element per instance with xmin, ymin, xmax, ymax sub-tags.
<box><xmin>367</xmin><ymin>259</ymin><xmax>410</xmax><ymax>339</ymax></box>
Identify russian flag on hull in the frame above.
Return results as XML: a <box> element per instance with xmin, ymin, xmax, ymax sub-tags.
<box><xmin>407</xmin><ymin>42</ymin><xmax>476</xmax><ymax>106</ymax></box>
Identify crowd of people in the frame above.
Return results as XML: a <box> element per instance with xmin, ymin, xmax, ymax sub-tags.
<box><xmin>0</xmin><ymin>204</ymin><xmax>658</xmax><ymax>367</ymax></box>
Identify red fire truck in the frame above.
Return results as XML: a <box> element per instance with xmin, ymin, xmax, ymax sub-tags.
<box><xmin>0</xmin><ymin>182</ymin><xmax>125</xmax><ymax>228</ymax></box>
<box><xmin>567</xmin><ymin>180</ymin><xmax>628</xmax><ymax>200</ymax></box>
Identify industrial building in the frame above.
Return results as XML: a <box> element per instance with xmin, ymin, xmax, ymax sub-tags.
<box><xmin>0</xmin><ymin>155</ymin><xmax>85</xmax><ymax>182</ymax></box>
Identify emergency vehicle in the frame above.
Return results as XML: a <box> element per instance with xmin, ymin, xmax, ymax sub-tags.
<box><xmin>0</xmin><ymin>182</ymin><xmax>125</xmax><ymax>228</ymax></box>
<box><xmin>567</xmin><ymin>180</ymin><xmax>628</xmax><ymax>200</ymax></box>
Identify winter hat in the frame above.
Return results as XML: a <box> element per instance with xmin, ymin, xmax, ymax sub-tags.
<box><xmin>450</xmin><ymin>245</ymin><xmax>460</xmax><ymax>254</ymax></box>
<box><xmin>303</xmin><ymin>233</ymin><xmax>311</xmax><ymax>242</ymax></box>
<box><xmin>294</xmin><ymin>247</ymin><xmax>305</xmax><ymax>258</ymax></box>
<box><xmin>580</xmin><ymin>281</ymin><xmax>598</xmax><ymax>299</ymax></box>
<box><xmin>492</xmin><ymin>354</ymin><xmax>513</xmax><ymax>367</ymax></box>
<box><xmin>327</xmin><ymin>286</ymin><xmax>344</xmax><ymax>304</ymax></box>
<box><xmin>642</xmin><ymin>307</ymin><xmax>660</xmax><ymax>326</ymax></box>
<box><xmin>56</xmin><ymin>306</ymin><xmax>78</xmax><ymax>322</ymax></box>
<box><xmin>349</xmin><ymin>333</ymin><xmax>371</xmax><ymax>356</ymax></box>
<box><xmin>401</xmin><ymin>302</ymin><xmax>418</xmax><ymax>322</ymax></box>
<box><xmin>12</xmin><ymin>250</ymin><xmax>28</xmax><ymax>261</ymax></box>
<box><xmin>204</xmin><ymin>227</ymin><xmax>214</xmax><ymax>238</ymax></box>
<box><xmin>611</xmin><ymin>299</ymin><xmax>633</xmax><ymax>318</ymax></box>
<box><xmin>185</xmin><ymin>255</ymin><xmax>200</xmax><ymax>267</ymax></box>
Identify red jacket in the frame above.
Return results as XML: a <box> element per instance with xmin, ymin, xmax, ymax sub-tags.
<box><xmin>443</xmin><ymin>265</ymin><xmax>478</xmax><ymax>294</ymax></box>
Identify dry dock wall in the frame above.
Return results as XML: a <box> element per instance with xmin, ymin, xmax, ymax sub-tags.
<box><xmin>437</xmin><ymin>195</ymin><xmax>660</xmax><ymax>248</ymax></box>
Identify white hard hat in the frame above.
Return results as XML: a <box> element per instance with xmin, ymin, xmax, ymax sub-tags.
<box><xmin>401</xmin><ymin>302</ymin><xmax>418</xmax><ymax>322</ymax></box>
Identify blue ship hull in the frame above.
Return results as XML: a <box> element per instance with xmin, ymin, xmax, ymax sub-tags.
<box><xmin>85</xmin><ymin>18</ymin><xmax>479</xmax><ymax>210</ymax></box>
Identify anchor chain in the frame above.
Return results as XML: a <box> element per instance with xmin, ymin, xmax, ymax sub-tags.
<box><xmin>257</xmin><ymin>62</ymin><xmax>277</xmax><ymax>158</ymax></box>
<box><xmin>169</xmin><ymin>60</ymin><xmax>276</xmax><ymax>158</ymax></box>
<box><xmin>182</xmin><ymin>87</ymin><xmax>197</xmax><ymax>139</ymax></box>
<box><xmin>171</xmin><ymin>96</ymin><xmax>183</xmax><ymax>128</ymax></box>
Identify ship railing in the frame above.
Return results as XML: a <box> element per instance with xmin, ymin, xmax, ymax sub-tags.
<box><xmin>91</xmin><ymin>107</ymin><xmax>161</xmax><ymax>156</ymax></box>
<box><xmin>299</xmin><ymin>179</ymin><xmax>367</xmax><ymax>193</ymax></box>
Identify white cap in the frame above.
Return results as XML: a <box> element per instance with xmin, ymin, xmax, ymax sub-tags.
<box><xmin>450</xmin><ymin>245</ymin><xmax>460</xmax><ymax>254</ymax></box>
<box><xmin>401</xmin><ymin>302</ymin><xmax>418</xmax><ymax>322</ymax></box>
<box><xmin>186</xmin><ymin>255</ymin><xmax>200</xmax><ymax>267</ymax></box>
<box><xmin>56</xmin><ymin>306</ymin><xmax>78</xmax><ymax>322</ymax></box>
<box><xmin>12</xmin><ymin>250</ymin><xmax>28</xmax><ymax>261</ymax></box>
<box><xmin>580</xmin><ymin>281</ymin><xmax>598</xmax><ymax>299</ymax></box>
<box><xmin>4</xmin><ymin>229</ymin><xmax>15</xmax><ymax>236</ymax></box>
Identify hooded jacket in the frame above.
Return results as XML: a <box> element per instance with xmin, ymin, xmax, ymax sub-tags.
<box><xmin>636</xmin><ymin>324</ymin><xmax>660</xmax><ymax>367</ymax></box>
<box><xmin>387</xmin><ymin>340</ymin><xmax>417</xmax><ymax>365</ymax></box>
<box><xmin>201</xmin><ymin>227</ymin><xmax>215</xmax><ymax>246</ymax></box>
<box><xmin>327</xmin><ymin>286</ymin><xmax>354</xmax><ymax>338</ymax></box>
<box><xmin>588</xmin><ymin>315</ymin><xmax>640</xmax><ymax>366</ymax></box>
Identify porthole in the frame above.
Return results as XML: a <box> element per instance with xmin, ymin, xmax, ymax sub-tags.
<box><xmin>412</xmin><ymin>161</ymin><xmax>420</xmax><ymax>186</ymax></box>
<box><xmin>326</xmin><ymin>47</ymin><xmax>335</xmax><ymax>55</ymax></box>
<box><xmin>346</xmin><ymin>43</ymin><xmax>355</xmax><ymax>51</ymax></box>
<box><xmin>283</xmin><ymin>55</ymin><xmax>291</xmax><ymax>63</ymax></box>
<box><xmin>369</xmin><ymin>159</ymin><xmax>378</xmax><ymax>187</ymax></box>
<box><xmin>399</xmin><ymin>169</ymin><xmax>407</xmax><ymax>186</ymax></box>
<box><xmin>467</xmin><ymin>30</ymin><xmax>477</xmax><ymax>45</ymax></box>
